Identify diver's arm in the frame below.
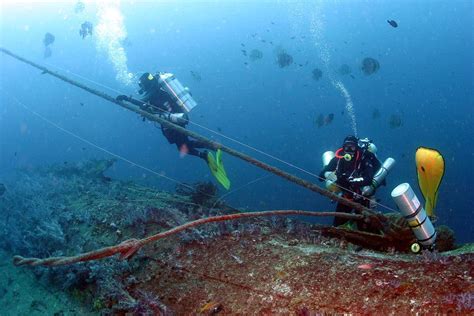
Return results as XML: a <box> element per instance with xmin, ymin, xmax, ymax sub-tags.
<box><xmin>116</xmin><ymin>95</ymin><xmax>147</xmax><ymax>107</ymax></box>
<box><xmin>356</xmin><ymin>154</ymin><xmax>380</xmax><ymax>186</ymax></box>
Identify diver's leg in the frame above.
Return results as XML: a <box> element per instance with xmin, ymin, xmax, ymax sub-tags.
<box><xmin>334</xmin><ymin>202</ymin><xmax>352</xmax><ymax>226</ymax></box>
<box><xmin>187</xmin><ymin>139</ymin><xmax>212</xmax><ymax>150</ymax></box>
<box><xmin>175</xmin><ymin>134</ymin><xmax>208</xmax><ymax>160</ymax></box>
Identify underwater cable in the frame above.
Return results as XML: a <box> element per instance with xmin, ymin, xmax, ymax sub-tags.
<box><xmin>13</xmin><ymin>210</ymin><xmax>363</xmax><ymax>267</ymax></box>
<box><xmin>2</xmin><ymin>89</ymin><xmax>193</xmax><ymax>191</ymax></box>
<box><xmin>210</xmin><ymin>174</ymin><xmax>273</xmax><ymax>210</ymax></box>
<box><xmin>43</xmin><ymin>66</ymin><xmax>395</xmax><ymax>213</ymax></box>
<box><xmin>39</xmin><ymin>60</ymin><xmax>379</xmax><ymax>209</ymax></box>
<box><xmin>1</xmin><ymin>89</ymin><xmax>292</xmax><ymax>209</ymax></box>
<box><xmin>0</xmin><ymin>48</ymin><xmax>396</xmax><ymax>214</ymax></box>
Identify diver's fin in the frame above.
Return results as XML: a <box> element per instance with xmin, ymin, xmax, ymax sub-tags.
<box><xmin>207</xmin><ymin>149</ymin><xmax>230</xmax><ymax>190</ymax></box>
<box><xmin>415</xmin><ymin>147</ymin><xmax>445</xmax><ymax>217</ymax></box>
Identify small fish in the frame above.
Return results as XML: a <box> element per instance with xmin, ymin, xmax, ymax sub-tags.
<box><xmin>80</xmin><ymin>102</ymin><xmax>84</xmax><ymax>106</ymax></box>
<box><xmin>261</xmin><ymin>39</ymin><xmax>266</xmax><ymax>43</ymax></box>
<box><xmin>290</xmin><ymin>36</ymin><xmax>296</xmax><ymax>40</ymax></box>
<box><xmin>14</xmin><ymin>152</ymin><xmax>17</xmax><ymax>156</ymax></box>
<box><xmin>240</xmin><ymin>43</ymin><xmax>245</xmax><ymax>47</ymax></box>
<box><xmin>43</xmin><ymin>32</ymin><xmax>55</xmax><ymax>46</ymax></box>
<box><xmin>241</xmin><ymin>49</ymin><xmax>247</xmax><ymax>56</ymax></box>
<box><xmin>389</xmin><ymin>114</ymin><xmax>402</xmax><ymax>128</ymax></box>
<box><xmin>350</xmin><ymin>74</ymin><xmax>355</xmax><ymax>79</ymax></box>
<box><xmin>74</xmin><ymin>1</ymin><xmax>85</xmax><ymax>14</ymax></box>
<box><xmin>243</xmin><ymin>62</ymin><xmax>248</xmax><ymax>65</ymax></box>
<box><xmin>387</xmin><ymin>19</ymin><xmax>398</xmax><ymax>28</ymax></box>
<box><xmin>271</xmin><ymin>21</ymin><xmax>275</xmax><ymax>25</ymax></box>
<box><xmin>198</xmin><ymin>302</ymin><xmax>223</xmax><ymax>315</ymax></box>
<box><xmin>79</xmin><ymin>21</ymin><xmax>93</xmax><ymax>39</ymax></box>
<box><xmin>357</xmin><ymin>263</ymin><xmax>373</xmax><ymax>270</ymax></box>
<box><xmin>324</xmin><ymin>113</ymin><xmax>334</xmax><ymax>125</ymax></box>
<box><xmin>217</xmin><ymin>127</ymin><xmax>222</xmax><ymax>132</ymax></box>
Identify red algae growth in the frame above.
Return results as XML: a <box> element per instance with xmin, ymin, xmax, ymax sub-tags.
<box><xmin>2</xmin><ymin>160</ymin><xmax>472</xmax><ymax>314</ymax></box>
<box><xmin>134</xmin><ymin>232</ymin><xmax>473</xmax><ymax>314</ymax></box>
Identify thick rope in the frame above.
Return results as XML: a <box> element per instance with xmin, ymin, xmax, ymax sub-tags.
<box><xmin>0</xmin><ymin>47</ymin><xmax>374</xmax><ymax>215</ymax></box>
<box><xmin>13</xmin><ymin>210</ymin><xmax>362</xmax><ymax>267</ymax></box>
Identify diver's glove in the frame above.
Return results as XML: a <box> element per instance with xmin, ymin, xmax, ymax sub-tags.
<box><xmin>349</xmin><ymin>177</ymin><xmax>365</xmax><ymax>184</ymax></box>
<box><xmin>324</xmin><ymin>171</ymin><xmax>339</xmax><ymax>192</ymax></box>
<box><xmin>167</xmin><ymin>113</ymin><xmax>188</xmax><ymax>125</ymax></box>
<box><xmin>116</xmin><ymin>95</ymin><xmax>130</xmax><ymax>102</ymax></box>
<box><xmin>361</xmin><ymin>184</ymin><xmax>375</xmax><ymax>196</ymax></box>
<box><xmin>324</xmin><ymin>171</ymin><xmax>337</xmax><ymax>182</ymax></box>
<box><xmin>349</xmin><ymin>177</ymin><xmax>366</xmax><ymax>190</ymax></box>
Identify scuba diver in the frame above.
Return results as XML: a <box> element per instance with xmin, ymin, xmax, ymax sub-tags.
<box><xmin>116</xmin><ymin>72</ymin><xmax>230</xmax><ymax>189</ymax></box>
<box><xmin>79</xmin><ymin>21</ymin><xmax>93</xmax><ymax>39</ymax></box>
<box><xmin>320</xmin><ymin>136</ymin><xmax>395</xmax><ymax>231</ymax></box>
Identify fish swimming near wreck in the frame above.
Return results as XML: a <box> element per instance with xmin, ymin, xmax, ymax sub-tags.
<box><xmin>387</xmin><ymin>19</ymin><xmax>398</xmax><ymax>28</ymax></box>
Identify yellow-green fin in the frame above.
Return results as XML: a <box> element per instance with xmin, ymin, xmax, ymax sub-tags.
<box><xmin>207</xmin><ymin>149</ymin><xmax>230</xmax><ymax>190</ymax></box>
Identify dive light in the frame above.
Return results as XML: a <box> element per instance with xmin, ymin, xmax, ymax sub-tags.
<box><xmin>391</xmin><ymin>183</ymin><xmax>436</xmax><ymax>250</ymax></box>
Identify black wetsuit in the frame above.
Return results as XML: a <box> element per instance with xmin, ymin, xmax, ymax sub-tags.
<box><xmin>141</xmin><ymin>86</ymin><xmax>209</xmax><ymax>159</ymax></box>
<box><xmin>320</xmin><ymin>149</ymin><xmax>381</xmax><ymax>228</ymax></box>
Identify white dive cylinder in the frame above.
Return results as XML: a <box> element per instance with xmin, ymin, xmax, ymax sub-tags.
<box><xmin>158</xmin><ymin>73</ymin><xmax>197</xmax><ymax>112</ymax></box>
<box><xmin>362</xmin><ymin>157</ymin><xmax>396</xmax><ymax>196</ymax></box>
<box><xmin>322</xmin><ymin>151</ymin><xmax>335</xmax><ymax>167</ymax></box>
<box><xmin>321</xmin><ymin>151</ymin><xmax>339</xmax><ymax>192</ymax></box>
<box><xmin>391</xmin><ymin>183</ymin><xmax>436</xmax><ymax>248</ymax></box>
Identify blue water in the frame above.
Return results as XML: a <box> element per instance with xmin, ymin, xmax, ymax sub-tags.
<box><xmin>0</xmin><ymin>1</ymin><xmax>472</xmax><ymax>243</ymax></box>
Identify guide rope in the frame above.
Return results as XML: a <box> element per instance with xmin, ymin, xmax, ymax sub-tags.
<box><xmin>13</xmin><ymin>210</ymin><xmax>362</xmax><ymax>267</ymax></box>
<box><xmin>0</xmin><ymin>47</ymin><xmax>377</xmax><ymax>216</ymax></box>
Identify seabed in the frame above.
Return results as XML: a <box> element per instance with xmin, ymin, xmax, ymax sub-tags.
<box><xmin>0</xmin><ymin>160</ymin><xmax>472</xmax><ymax>315</ymax></box>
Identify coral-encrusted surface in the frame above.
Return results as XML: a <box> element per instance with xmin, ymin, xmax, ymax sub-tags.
<box><xmin>0</xmin><ymin>160</ymin><xmax>472</xmax><ymax>315</ymax></box>
<box><xmin>136</xmin><ymin>233</ymin><xmax>473</xmax><ymax>314</ymax></box>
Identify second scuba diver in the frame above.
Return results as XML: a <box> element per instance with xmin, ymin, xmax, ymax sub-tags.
<box><xmin>320</xmin><ymin>135</ymin><xmax>395</xmax><ymax>232</ymax></box>
<box><xmin>116</xmin><ymin>72</ymin><xmax>230</xmax><ymax>189</ymax></box>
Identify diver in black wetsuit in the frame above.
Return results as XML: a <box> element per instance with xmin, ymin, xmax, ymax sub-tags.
<box><xmin>320</xmin><ymin>136</ymin><xmax>383</xmax><ymax>230</ymax></box>
<box><xmin>117</xmin><ymin>72</ymin><xmax>210</xmax><ymax>160</ymax></box>
<box><xmin>116</xmin><ymin>72</ymin><xmax>231</xmax><ymax>189</ymax></box>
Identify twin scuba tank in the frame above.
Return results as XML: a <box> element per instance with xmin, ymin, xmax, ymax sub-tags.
<box><xmin>154</xmin><ymin>72</ymin><xmax>198</xmax><ymax>113</ymax></box>
<box><xmin>321</xmin><ymin>138</ymin><xmax>396</xmax><ymax>195</ymax></box>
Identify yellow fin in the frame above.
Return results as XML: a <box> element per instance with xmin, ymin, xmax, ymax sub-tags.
<box><xmin>207</xmin><ymin>149</ymin><xmax>230</xmax><ymax>190</ymax></box>
<box><xmin>415</xmin><ymin>147</ymin><xmax>445</xmax><ymax>217</ymax></box>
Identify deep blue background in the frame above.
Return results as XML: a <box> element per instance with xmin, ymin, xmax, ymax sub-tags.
<box><xmin>1</xmin><ymin>1</ymin><xmax>472</xmax><ymax>243</ymax></box>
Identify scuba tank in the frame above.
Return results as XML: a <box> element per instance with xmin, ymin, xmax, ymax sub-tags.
<box><xmin>391</xmin><ymin>183</ymin><xmax>437</xmax><ymax>252</ymax></box>
<box><xmin>358</xmin><ymin>137</ymin><xmax>377</xmax><ymax>155</ymax></box>
<box><xmin>157</xmin><ymin>72</ymin><xmax>197</xmax><ymax>113</ymax></box>
<box><xmin>361</xmin><ymin>157</ymin><xmax>396</xmax><ymax>196</ymax></box>
<box><xmin>321</xmin><ymin>151</ymin><xmax>339</xmax><ymax>192</ymax></box>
